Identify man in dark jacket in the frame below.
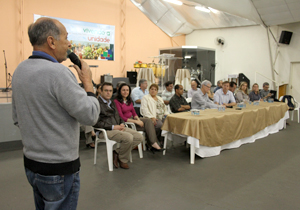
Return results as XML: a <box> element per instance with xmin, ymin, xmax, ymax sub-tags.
<box><xmin>94</xmin><ymin>82</ymin><xmax>143</xmax><ymax>169</ymax></box>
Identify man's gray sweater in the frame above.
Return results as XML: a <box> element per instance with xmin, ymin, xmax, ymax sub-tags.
<box><xmin>12</xmin><ymin>56</ymin><xmax>100</xmax><ymax>175</ymax></box>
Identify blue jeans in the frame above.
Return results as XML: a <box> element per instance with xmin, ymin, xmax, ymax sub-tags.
<box><xmin>25</xmin><ymin>168</ymin><xmax>80</xmax><ymax>210</ymax></box>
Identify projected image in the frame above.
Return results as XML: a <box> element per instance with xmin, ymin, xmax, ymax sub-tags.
<box><xmin>34</xmin><ymin>14</ymin><xmax>115</xmax><ymax>61</ymax></box>
<box><xmin>70</xmin><ymin>41</ymin><xmax>113</xmax><ymax>60</ymax></box>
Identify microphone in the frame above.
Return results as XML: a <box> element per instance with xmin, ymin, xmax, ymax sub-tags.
<box><xmin>67</xmin><ymin>50</ymin><xmax>81</xmax><ymax>69</ymax></box>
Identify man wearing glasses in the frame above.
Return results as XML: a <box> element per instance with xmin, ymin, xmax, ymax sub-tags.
<box><xmin>191</xmin><ymin>80</ymin><xmax>219</xmax><ymax>109</ymax></box>
<box><xmin>94</xmin><ymin>82</ymin><xmax>143</xmax><ymax>169</ymax></box>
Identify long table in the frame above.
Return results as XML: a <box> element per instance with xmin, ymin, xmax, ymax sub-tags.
<box><xmin>161</xmin><ymin>102</ymin><xmax>289</xmax><ymax>163</ymax></box>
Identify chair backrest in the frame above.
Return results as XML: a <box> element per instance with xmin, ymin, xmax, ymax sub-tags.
<box><xmin>281</xmin><ymin>95</ymin><xmax>295</xmax><ymax>109</ymax></box>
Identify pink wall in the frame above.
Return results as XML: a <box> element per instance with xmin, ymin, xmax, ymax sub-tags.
<box><xmin>0</xmin><ymin>0</ymin><xmax>185</xmax><ymax>87</ymax></box>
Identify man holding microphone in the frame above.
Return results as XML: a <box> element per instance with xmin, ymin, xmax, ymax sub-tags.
<box><xmin>12</xmin><ymin>17</ymin><xmax>100</xmax><ymax>210</ymax></box>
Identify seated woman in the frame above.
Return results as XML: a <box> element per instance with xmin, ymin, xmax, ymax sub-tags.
<box><xmin>114</xmin><ymin>83</ymin><xmax>164</xmax><ymax>152</ymax></box>
<box><xmin>235</xmin><ymin>82</ymin><xmax>249</xmax><ymax>103</ymax></box>
<box><xmin>140</xmin><ymin>83</ymin><xmax>169</xmax><ymax>144</ymax></box>
<box><xmin>249</xmin><ymin>83</ymin><xmax>262</xmax><ymax>102</ymax></box>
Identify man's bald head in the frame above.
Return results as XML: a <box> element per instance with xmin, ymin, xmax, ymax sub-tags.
<box><xmin>28</xmin><ymin>17</ymin><xmax>61</xmax><ymax>46</ymax></box>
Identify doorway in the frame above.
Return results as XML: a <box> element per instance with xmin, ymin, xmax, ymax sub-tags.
<box><xmin>289</xmin><ymin>62</ymin><xmax>300</xmax><ymax>101</ymax></box>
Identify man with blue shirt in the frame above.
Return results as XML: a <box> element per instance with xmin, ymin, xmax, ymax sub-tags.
<box><xmin>131</xmin><ymin>79</ymin><xmax>149</xmax><ymax>117</ymax></box>
<box><xmin>12</xmin><ymin>18</ymin><xmax>100</xmax><ymax>210</ymax></box>
<box><xmin>214</xmin><ymin>81</ymin><xmax>237</xmax><ymax>106</ymax></box>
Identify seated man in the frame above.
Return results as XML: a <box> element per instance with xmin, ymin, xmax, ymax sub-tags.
<box><xmin>214</xmin><ymin>81</ymin><xmax>237</xmax><ymax>106</ymax></box>
<box><xmin>213</xmin><ymin>80</ymin><xmax>223</xmax><ymax>93</ymax></box>
<box><xmin>94</xmin><ymin>82</ymin><xmax>143</xmax><ymax>169</ymax></box>
<box><xmin>131</xmin><ymin>79</ymin><xmax>149</xmax><ymax>117</ymax></box>
<box><xmin>169</xmin><ymin>84</ymin><xmax>191</xmax><ymax>113</ymax></box>
<box><xmin>229</xmin><ymin>81</ymin><xmax>237</xmax><ymax>95</ymax></box>
<box><xmin>187</xmin><ymin>80</ymin><xmax>200</xmax><ymax>98</ymax></box>
<box><xmin>161</xmin><ymin>81</ymin><xmax>174</xmax><ymax>105</ymax></box>
<box><xmin>191</xmin><ymin>80</ymin><xmax>218</xmax><ymax>109</ymax></box>
<box><xmin>260</xmin><ymin>82</ymin><xmax>273</xmax><ymax>100</ymax></box>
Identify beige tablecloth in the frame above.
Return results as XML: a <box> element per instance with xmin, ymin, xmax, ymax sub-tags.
<box><xmin>161</xmin><ymin>102</ymin><xmax>289</xmax><ymax>147</ymax></box>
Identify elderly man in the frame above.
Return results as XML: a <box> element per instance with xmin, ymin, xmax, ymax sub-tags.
<box><xmin>12</xmin><ymin>18</ymin><xmax>100</xmax><ymax>209</ymax></box>
<box><xmin>94</xmin><ymin>82</ymin><xmax>143</xmax><ymax>169</ymax></box>
<box><xmin>214</xmin><ymin>81</ymin><xmax>237</xmax><ymax>106</ymax></box>
<box><xmin>161</xmin><ymin>81</ymin><xmax>174</xmax><ymax>105</ymax></box>
<box><xmin>191</xmin><ymin>80</ymin><xmax>218</xmax><ymax>109</ymax></box>
<box><xmin>229</xmin><ymin>81</ymin><xmax>237</xmax><ymax>94</ymax></box>
<box><xmin>187</xmin><ymin>80</ymin><xmax>200</xmax><ymax>98</ymax></box>
<box><xmin>131</xmin><ymin>79</ymin><xmax>149</xmax><ymax>117</ymax></box>
<box><xmin>213</xmin><ymin>80</ymin><xmax>223</xmax><ymax>93</ymax></box>
<box><xmin>169</xmin><ymin>84</ymin><xmax>191</xmax><ymax>113</ymax></box>
<box><xmin>260</xmin><ymin>82</ymin><xmax>273</xmax><ymax>100</ymax></box>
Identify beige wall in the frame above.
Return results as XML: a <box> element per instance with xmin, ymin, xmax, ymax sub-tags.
<box><xmin>0</xmin><ymin>0</ymin><xmax>185</xmax><ymax>87</ymax></box>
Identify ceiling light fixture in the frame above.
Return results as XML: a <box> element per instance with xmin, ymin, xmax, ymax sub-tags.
<box><xmin>164</xmin><ymin>0</ymin><xmax>182</xmax><ymax>5</ymax></box>
<box><xmin>184</xmin><ymin>56</ymin><xmax>192</xmax><ymax>59</ymax></box>
<box><xmin>182</xmin><ymin>46</ymin><xmax>197</xmax><ymax>48</ymax></box>
<box><xmin>195</xmin><ymin>6</ymin><xmax>210</xmax><ymax>13</ymax></box>
<box><xmin>163</xmin><ymin>0</ymin><xmax>183</xmax><ymax>6</ymax></box>
<box><xmin>208</xmin><ymin>7</ymin><xmax>219</xmax><ymax>13</ymax></box>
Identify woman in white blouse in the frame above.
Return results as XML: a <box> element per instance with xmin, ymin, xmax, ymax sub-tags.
<box><xmin>141</xmin><ymin>84</ymin><xmax>169</xmax><ymax>151</ymax></box>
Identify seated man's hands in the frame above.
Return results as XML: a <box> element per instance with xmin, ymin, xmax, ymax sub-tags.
<box><xmin>114</xmin><ymin>124</ymin><xmax>125</xmax><ymax>131</ymax></box>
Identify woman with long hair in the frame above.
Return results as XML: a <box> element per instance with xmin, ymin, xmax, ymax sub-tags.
<box><xmin>235</xmin><ymin>82</ymin><xmax>249</xmax><ymax>103</ymax></box>
<box><xmin>114</xmin><ymin>83</ymin><xmax>164</xmax><ymax>153</ymax></box>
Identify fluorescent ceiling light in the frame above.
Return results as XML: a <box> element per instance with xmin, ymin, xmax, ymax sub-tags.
<box><xmin>185</xmin><ymin>56</ymin><xmax>192</xmax><ymax>59</ymax></box>
<box><xmin>163</xmin><ymin>0</ymin><xmax>183</xmax><ymax>6</ymax></box>
<box><xmin>182</xmin><ymin>46</ymin><xmax>197</xmax><ymax>48</ymax></box>
<box><xmin>195</xmin><ymin>6</ymin><xmax>210</xmax><ymax>13</ymax></box>
<box><xmin>208</xmin><ymin>7</ymin><xmax>219</xmax><ymax>13</ymax></box>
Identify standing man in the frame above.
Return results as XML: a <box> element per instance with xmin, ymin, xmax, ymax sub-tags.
<box><xmin>214</xmin><ymin>80</ymin><xmax>223</xmax><ymax>93</ymax></box>
<box><xmin>214</xmin><ymin>81</ymin><xmax>237</xmax><ymax>106</ymax></box>
<box><xmin>187</xmin><ymin>80</ymin><xmax>201</xmax><ymax>98</ymax></box>
<box><xmin>161</xmin><ymin>81</ymin><xmax>174</xmax><ymax>105</ymax></box>
<box><xmin>94</xmin><ymin>82</ymin><xmax>143</xmax><ymax>169</ymax></box>
<box><xmin>169</xmin><ymin>84</ymin><xmax>191</xmax><ymax>113</ymax></box>
<box><xmin>191</xmin><ymin>80</ymin><xmax>218</xmax><ymax>109</ymax></box>
<box><xmin>131</xmin><ymin>79</ymin><xmax>149</xmax><ymax>117</ymax></box>
<box><xmin>12</xmin><ymin>18</ymin><xmax>100</xmax><ymax>210</ymax></box>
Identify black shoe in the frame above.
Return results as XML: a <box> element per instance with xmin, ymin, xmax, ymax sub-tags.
<box><xmin>150</xmin><ymin>147</ymin><xmax>165</xmax><ymax>154</ymax></box>
<box><xmin>91</xmin><ymin>135</ymin><xmax>96</xmax><ymax>142</ymax></box>
<box><xmin>86</xmin><ymin>143</ymin><xmax>95</xmax><ymax>149</ymax></box>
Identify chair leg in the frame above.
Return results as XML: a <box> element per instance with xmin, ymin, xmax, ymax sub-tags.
<box><xmin>163</xmin><ymin>133</ymin><xmax>168</xmax><ymax>155</ymax></box>
<box><xmin>297</xmin><ymin>110</ymin><xmax>299</xmax><ymax>123</ymax></box>
<box><xmin>143</xmin><ymin>137</ymin><xmax>146</xmax><ymax>151</ymax></box>
<box><xmin>138</xmin><ymin>143</ymin><xmax>143</xmax><ymax>158</ymax></box>
<box><xmin>94</xmin><ymin>140</ymin><xmax>98</xmax><ymax>165</ymax></box>
<box><xmin>190</xmin><ymin>144</ymin><xmax>195</xmax><ymax>164</ymax></box>
<box><xmin>106</xmin><ymin>143</ymin><xmax>114</xmax><ymax>172</ymax></box>
<box><xmin>291</xmin><ymin>110</ymin><xmax>294</xmax><ymax>121</ymax></box>
<box><xmin>129</xmin><ymin>151</ymin><xmax>133</xmax><ymax>163</ymax></box>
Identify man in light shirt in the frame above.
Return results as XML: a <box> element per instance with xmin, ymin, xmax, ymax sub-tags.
<box><xmin>131</xmin><ymin>79</ymin><xmax>149</xmax><ymax>117</ymax></box>
<box><xmin>187</xmin><ymin>80</ymin><xmax>201</xmax><ymax>98</ymax></box>
<box><xmin>213</xmin><ymin>80</ymin><xmax>223</xmax><ymax>93</ymax></box>
<box><xmin>214</xmin><ymin>81</ymin><xmax>237</xmax><ymax>106</ymax></box>
<box><xmin>191</xmin><ymin>80</ymin><xmax>218</xmax><ymax>109</ymax></box>
<box><xmin>161</xmin><ymin>81</ymin><xmax>174</xmax><ymax>105</ymax></box>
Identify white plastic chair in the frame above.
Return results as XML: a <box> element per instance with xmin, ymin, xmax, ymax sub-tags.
<box><xmin>186</xmin><ymin>97</ymin><xmax>192</xmax><ymax>103</ymax></box>
<box><xmin>279</xmin><ymin>96</ymin><xmax>299</xmax><ymax>123</ymax></box>
<box><xmin>93</xmin><ymin>127</ymin><xmax>143</xmax><ymax>171</ymax></box>
<box><xmin>125</xmin><ymin>122</ymin><xmax>146</xmax><ymax>151</ymax></box>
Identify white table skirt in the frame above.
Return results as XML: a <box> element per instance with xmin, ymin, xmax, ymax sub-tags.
<box><xmin>162</xmin><ymin>111</ymin><xmax>289</xmax><ymax>163</ymax></box>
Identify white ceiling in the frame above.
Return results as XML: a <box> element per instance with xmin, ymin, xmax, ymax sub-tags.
<box><xmin>131</xmin><ymin>0</ymin><xmax>300</xmax><ymax>37</ymax></box>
